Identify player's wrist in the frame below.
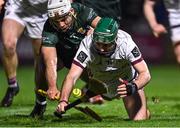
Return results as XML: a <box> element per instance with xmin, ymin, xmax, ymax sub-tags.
<box><xmin>126</xmin><ymin>82</ymin><xmax>138</xmax><ymax>96</ymax></box>
<box><xmin>59</xmin><ymin>100</ymin><xmax>69</xmax><ymax>104</ymax></box>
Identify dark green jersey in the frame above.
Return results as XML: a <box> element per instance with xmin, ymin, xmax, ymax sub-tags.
<box><xmin>42</xmin><ymin>2</ymin><xmax>98</xmax><ymax>48</ymax></box>
<box><xmin>41</xmin><ymin>2</ymin><xmax>98</xmax><ymax>68</ymax></box>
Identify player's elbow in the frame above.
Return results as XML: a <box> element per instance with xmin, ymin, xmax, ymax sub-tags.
<box><xmin>145</xmin><ymin>71</ymin><xmax>151</xmax><ymax>85</ymax></box>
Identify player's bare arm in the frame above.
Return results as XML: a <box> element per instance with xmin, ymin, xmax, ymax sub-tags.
<box><xmin>0</xmin><ymin>0</ymin><xmax>4</xmax><ymax>13</ymax></box>
<box><xmin>41</xmin><ymin>47</ymin><xmax>60</xmax><ymax>100</ymax></box>
<box><xmin>57</xmin><ymin>63</ymin><xmax>83</xmax><ymax>112</ymax></box>
<box><xmin>86</xmin><ymin>16</ymin><xmax>101</xmax><ymax>35</ymax></box>
<box><xmin>91</xmin><ymin>16</ymin><xmax>101</xmax><ymax>28</ymax></box>
<box><xmin>144</xmin><ymin>0</ymin><xmax>167</xmax><ymax>37</ymax></box>
<box><xmin>117</xmin><ymin>60</ymin><xmax>151</xmax><ymax>98</ymax></box>
<box><xmin>132</xmin><ymin>60</ymin><xmax>151</xmax><ymax>88</ymax></box>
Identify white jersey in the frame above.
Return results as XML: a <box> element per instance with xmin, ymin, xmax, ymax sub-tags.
<box><xmin>4</xmin><ymin>0</ymin><xmax>48</xmax><ymax>38</ymax></box>
<box><xmin>164</xmin><ymin>0</ymin><xmax>180</xmax><ymax>10</ymax></box>
<box><xmin>163</xmin><ymin>0</ymin><xmax>180</xmax><ymax>43</ymax></box>
<box><xmin>73</xmin><ymin>30</ymin><xmax>143</xmax><ymax>99</ymax></box>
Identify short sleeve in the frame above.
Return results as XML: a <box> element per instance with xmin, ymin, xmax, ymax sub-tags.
<box><xmin>73</xmin><ymin>36</ymin><xmax>91</xmax><ymax>69</ymax></box>
<box><xmin>126</xmin><ymin>37</ymin><xmax>143</xmax><ymax>65</ymax></box>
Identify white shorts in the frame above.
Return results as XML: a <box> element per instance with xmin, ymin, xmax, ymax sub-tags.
<box><xmin>4</xmin><ymin>0</ymin><xmax>48</xmax><ymax>39</ymax></box>
<box><xmin>168</xmin><ymin>9</ymin><xmax>180</xmax><ymax>43</ymax></box>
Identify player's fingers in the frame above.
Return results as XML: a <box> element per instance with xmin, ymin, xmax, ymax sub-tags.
<box><xmin>47</xmin><ymin>91</ymin><xmax>55</xmax><ymax>100</ymax></box>
<box><xmin>56</xmin><ymin>104</ymin><xmax>61</xmax><ymax>112</ymax></box>
<box><xmin>117</xmin><ymin>87</ymin><xmax>126</xmax><ymax>92</ymax></box>
<box><xmin>119</xmin><ymin>78</ymin><xmax>123</xmax><ymax>82</ymax></box>
<box><xmin>119</xmin><ymin>94</ymin><xmax>127</xmax><ymax>98</ymax></box>
<box><xmin>117</xmin><ymin>84</ymin><xmax>126</xmax><ymax>89</ymax></box>
<box><xmin>117</xmin><ymin>90</ymin><xmax>127</xmax><ymax>95</ymax></box>
<box><xmin>57</xmin><ymin>104</ymin><xmax>65</xmax><ymax>113</ymax></box>
<box><xmin>119</xmin><ymin>78</ymin><xmax>128</xmax><ymax>85</ymax></box>
<box><xmin>119</xmin><ymin>78</ymin><xmax>126</xmax><ymax>84</ymax></box>
<box><xmin>55</xmin><ymin>92</ymin><xmax>61</xmax><ymax>100</ymax></box>
<box><xmin>153</xmin><ymin>32</ymin><xmax>159</xmax><ymax>38</ymax></box>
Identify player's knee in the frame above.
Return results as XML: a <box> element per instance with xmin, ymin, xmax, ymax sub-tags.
<box><xmin>131</xmin><ymin>109</ymin><xmax>150</xmax><ymax>121</ymax></box>
<box><xmin>3</xmin><ymin>39</ymin><xmax>17</xmax><ymax>56</ymax></box>
<box><xmin>176</xmin><ymin>56</ymin><xmax>180</xmax><ymax>64</ymax></box>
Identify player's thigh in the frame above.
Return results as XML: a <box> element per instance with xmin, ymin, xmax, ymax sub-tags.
<box><xmin>31</xmin><ymin>38</ymin><xmax>42</xmax><ymax>56</ymax></box>
<box><xmin>2</xmin><ymin>19</ymin><xmax>24</xmax><ymax>48</ymax></box>
<box><xmin>123</xmin><ymin>89</ymin><xmax>148</xmax><ymax>120</ymax></box>
<box><xmin>27</xmin><ymin>21</ymin><xmax>46</xmax><ymax>56</ymax></box>
<box><xmin>173</xmin><ymin>42</ymin><xmax>180</xmax><ymax>63</ymax></box>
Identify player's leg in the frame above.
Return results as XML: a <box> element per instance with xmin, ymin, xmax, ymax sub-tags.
<box><xmin>174</xmin><ymin>42</ymin><xmax>180</xmax><ymax>64</ymax></box>
<box><xmin>170</xmin><ymin>26</ymin><xmax>180</xmax><ymax>65</ymax></box>
<box><xmin>1</xmin><ymin>18</ymin><xmax>24</xmax><ymax>107</ymax></box>
<box><xmin>30</xmin><ymin>53</ymin><xmax>48</xmax><ymax>118</ymax></box>
<box><xmin>31</xmin><ymin>38</ymin><xmax>41</xmax><ymax>66</ymax></box>
<box><xmin>168</xmin><ymin>11</ymin><xmax>180</xmax><ymax>65</ymax></box>
<box><xmin>29</xmin><ymin>24</ymin><xmax>48</xmax><ymax>118</ymax></box>
<box><xmin>30</xmin><ymin>51</ymin><xmax>65</xmax><ymax>118</ymax></box>
<box><xmin>122</xmin><ymin>89</ymin><xmax>150</xmax><ymax>120</ymax></box>
<box><xmin>27</xmin><ymin>19</ymin><xmax>47</xmax><ymax>118</ymax></box>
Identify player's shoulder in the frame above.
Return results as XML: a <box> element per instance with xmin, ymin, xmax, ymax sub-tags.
<box><xmin>116</xmin><ymin>29</ymin><xmax>132</xmax><ymax>43</ymax></box>
<box><xmin>80</xmin><ymin>34</ymin><xmax>93</xmax><ymax>48</ymax></box>
<box><xmin>72</xmin><ymin>2</ymin><xmax>85</xmax><ymax>12</ymax></box>
<box><xmin>72</xmin><ymin>2</ymin><xmax>94</xmax><ymax>15</ymax></box>
<box><xmin>43</xmin><ymin>19</ymin><xmax>57</xmax><ymax>32</ymax></box>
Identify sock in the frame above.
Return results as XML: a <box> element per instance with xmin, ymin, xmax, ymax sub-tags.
<box><xmin>36</xmin><ymin>93</ymin><xmax>47</xmax><ymax>105</ymax></box>
<box><xmin>8</xmin><ymin>77</ymin><xmax>18</xmax><ymax>88</ymax></box>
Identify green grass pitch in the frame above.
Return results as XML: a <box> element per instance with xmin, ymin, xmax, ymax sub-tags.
<box><xmin>0</xmin><ymin>64</ymin><xmax>180</xmax><ymax>127</ymax></box>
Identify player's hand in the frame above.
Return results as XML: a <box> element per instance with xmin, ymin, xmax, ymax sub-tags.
<box><xmin>86</xmin><ymin>27</ymin><xmax>94</xmax><ymax>35</ymax></box>
<box><xmin>56</xmin><ymin>100</ymin><xmax>69</xmax><ymax>113</ymax></box>
<box><xmin>117</xmin><ymin>78</ymin><xmax>138</xmax><ymax>98</ymax></box>
<box><xmin>152</xmin><ymin>24</ymin><xmax>167</xmax><ymax>37</ymax></box>
<box><xmin>47</xmin><ymin>87</ymin><xmax>60</xmax><ymax>100</ymax></box>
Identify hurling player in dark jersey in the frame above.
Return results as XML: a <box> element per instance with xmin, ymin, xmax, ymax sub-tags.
<box><xmin>30</xmin><ymin>0</ymin><xmax>101</xmax><ymax>118</ymax></box>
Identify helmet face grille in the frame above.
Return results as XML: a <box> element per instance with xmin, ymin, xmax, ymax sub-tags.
<box><xmin>93</xmin><ymin>32</ymin><xmax>115</xmax><ymax>43</ymax></box>
<box><xmin>47</xmin><ymin>0</ymin><xmax>71</xmax><ymax>18</ymax></box>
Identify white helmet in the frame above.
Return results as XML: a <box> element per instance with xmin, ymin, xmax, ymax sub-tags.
<box><xmin>47</xmin><ymin>0</ymin><xmax>71</xmax><ymax>18</ymax></box>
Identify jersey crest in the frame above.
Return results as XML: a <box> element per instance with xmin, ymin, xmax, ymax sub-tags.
<box><xmin>131</xmin><ymin>47</ymin><xmax>140</xmax><ymax>58</ymax></box>
<box><xmin>77</xmin><ymin>51</ymin><xmax>88</xmax><ymax>63</ymax></box>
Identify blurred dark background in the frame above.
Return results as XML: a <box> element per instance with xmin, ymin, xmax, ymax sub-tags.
<box><xmin>0</xmin><ymin>0</ymin><xmax>176</xmax><ymax>66</ymax></box>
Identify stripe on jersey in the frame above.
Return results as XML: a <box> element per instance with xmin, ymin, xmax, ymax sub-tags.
<box><xmin>73</xmin><ymin>60</ymin><xmax>85</xmax><ymax>69</ymax></box>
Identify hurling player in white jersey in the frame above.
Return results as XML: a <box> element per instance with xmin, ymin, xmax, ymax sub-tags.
<box><xmin>144</xmin><ymin>0</ymin><xmax>180</xmax><ymax>64</ymax></box>
<box><xmin>1</xmin><ymin>0</ymin><xmax>48</xmax><ymax>107</ymax></box>
<box><xmin>57</xmin><ymin>18</ymin><xmax>151</xmax><ymax>120</ymax></box>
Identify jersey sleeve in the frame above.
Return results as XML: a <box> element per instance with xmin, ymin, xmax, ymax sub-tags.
<box><xmin>125</xmin><ymin>36</ymin><xmax>143</xmax><ymax>65</ymax></box>
<box><xmin>83</xmin><ymin>6</ymin><xmax>98</xmax><ymax>25</ymax></box>
<box><xmin>42</xmin><ymin>20</ymin><xmax>59</xmax><ymax>47</ymax></box>
<box><xmin>73</xmin><ymin>36</ymin><xmax>91</xmax><ymax>69</ymax></box>
<box><xmin>73</xmin><ymin>3</ymin><xmax>98</xmax><ymax>26</ymax></box>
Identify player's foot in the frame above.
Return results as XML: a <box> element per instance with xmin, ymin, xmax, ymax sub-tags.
<box><xmin>1</xmin><ymin>85</ymin><xmax>20</xmax><ymax>107</ymax></box>
<box><xmin>89</xmin><ymin>95</ymin><xmax>104</xmax><ymax>104</ymax></box>
<box><xmin>29</xmin><ymin>103</ymin><xmax>46</xmax><ymax>118</ymax></box>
